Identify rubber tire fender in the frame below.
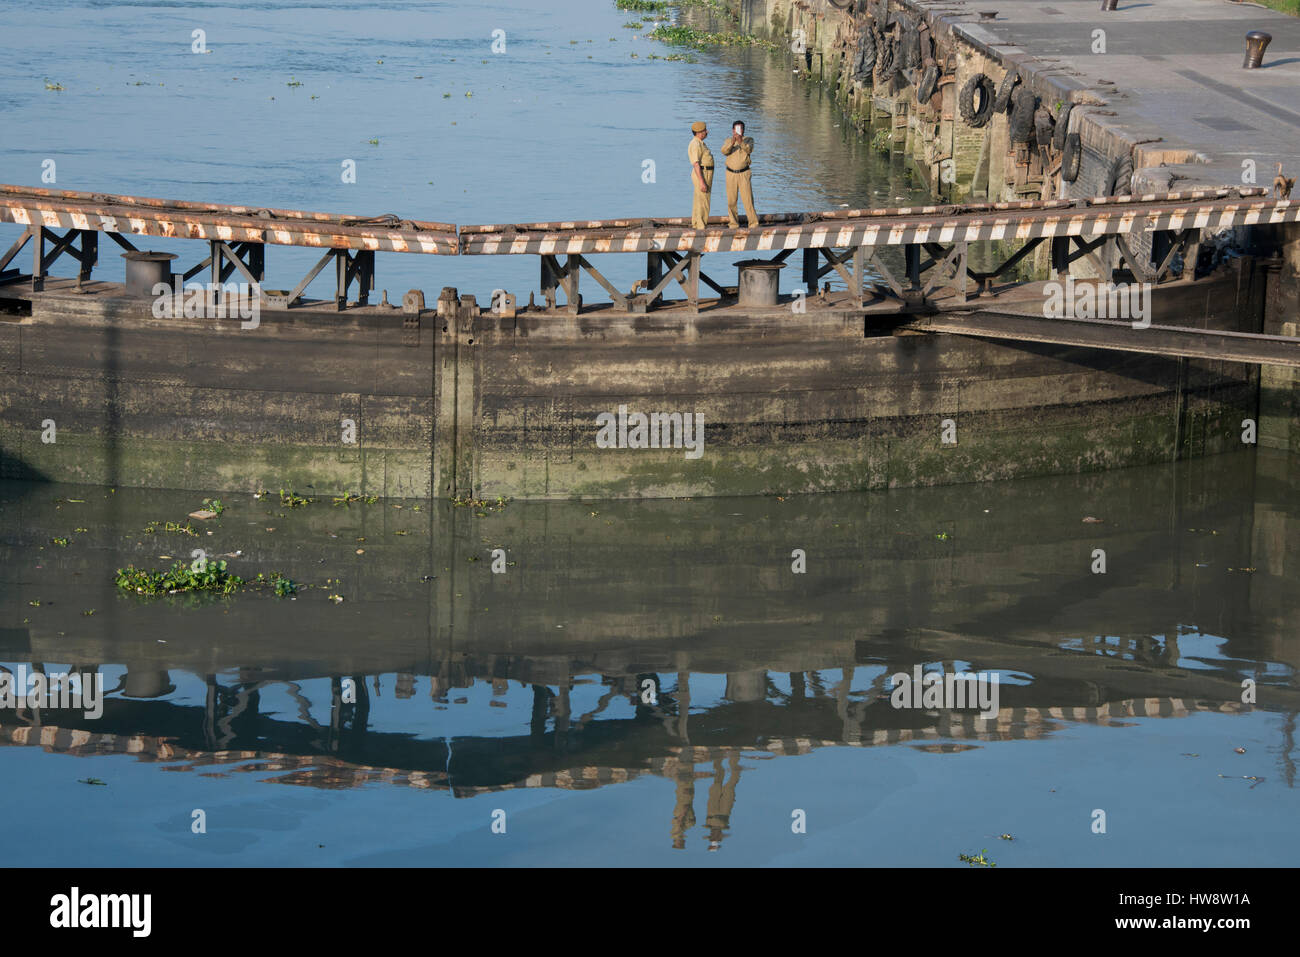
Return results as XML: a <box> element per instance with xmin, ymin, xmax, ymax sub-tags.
<box><xmin>916</xmin><ymin>62</ymin><xmax>939</xmax><ymax>103</ymax></box>
<box><xmin>1051</xmin><ymin>102</ymin><xmax>1074</xmax><ymax>152</ymax></box>
<box><xmin>958</xmin><ymin>73</ymin><xmax>996</xmax><ymax>128</ymax></box>
<box><xmin>875</xmin><ymin>35</ymin><xmax>899</xmax><ymax>82</ymax></box>
<box><xmin>904</xmin><ymin>25</ymin><xmax>922</xmax><ymax>70</ymax></box>
<box><xmin>992</xmin><ymin>68</ymin><xmax>1019</xmax><ymax>114</ymax></box>
<box><xmin>1008</xmin><ymin>87</ymin><xmax>1037</xmax><ymax>144</ymax></box>
<box><xmin>856</xmin><ymin>26</ymin><xmax>878</xmax><ymax>76</ymax></box>
<box><xmin>1061</xmin><ymin>132</ymin><xmax>1082</xmax><ymax>183</ymax></box>
<box><xmin>1106</xmin><ymin>151</ymin><xmax>1134</xmax><ymax>197</ymax></box>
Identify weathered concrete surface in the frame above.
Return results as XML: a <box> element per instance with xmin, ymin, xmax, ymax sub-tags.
<box><xmin>0</xmin><ymin>281</ymin><xmax>434</xmax><ymax>497</ymax></box>
<box><xmin>0</xmin><ymin>257</ymin><xmax>1268</xmax><ymax>500</ymax></box>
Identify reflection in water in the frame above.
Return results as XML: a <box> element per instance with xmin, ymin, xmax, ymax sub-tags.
<box><xmin>2</xmin><ymin>450</ymin><xmax>1298</xmax><ymax>860</ymax></box>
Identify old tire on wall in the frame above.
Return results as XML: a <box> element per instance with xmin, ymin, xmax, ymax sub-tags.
<box><xmin>1106</xmin><ymin>151</ymin><xmax>1134</xmax><ymax>196</ymax></box>
<box><xmin>916</xmin><ymin>62</ymin><xmax>939</xmax><ymax>103</ymax></box>
<box><xmin>1008</xmin><ymin>87</ymin><xmax>1037</xmax><ymax>144</ymax></box>
<box><xmin>875</xmin><ymin>35</ymin><xmax>899</xmax><ymax>82</ymax></box>
<box><xmin>903</xmin><ymin>24</ymin><xmax>922</xmax><ymax>70</ymax></box>
<box><xmin>1061</xmin><ymin>132</ymin><xmax>1081</xmax><ymax>183</ymax></box>
<box><xmin>992</xmin><ymin>68</ymin><xmax>1018</xmax><ymax>114</ymax></box>
<box><xmin>958</xmin><ymin>73</ymin><xmax>996</xmax><ymax>128</ymax></box>
<box><xmin>1051</xmin><ymin>102</ymin><xmax>1074</xmax><ymax>151</ymax></box>
<box><xmin>856</xmin><ymin>26</ymin><xmax>878</xmax><ymax>76</ymax></box>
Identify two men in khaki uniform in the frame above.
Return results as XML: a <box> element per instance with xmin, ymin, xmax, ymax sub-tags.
<box><xmin>688</xmin><ymin>119</ymin><xmax>758</xmax><ymax>230</ymax></box>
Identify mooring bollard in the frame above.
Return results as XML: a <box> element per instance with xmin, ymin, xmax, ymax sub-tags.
<box><xmin>1244</xmin><ymin>31</ymin><xmax>1272</xmax><ymax>69</ymax></box>
<box><xmin>120</xmin><ymin>250</ymin><xmax>177</xmax><ymax>297</ymax></box>
<box><xmin>1100</xmin><ymin>0</ymin><xmax>1118</xmax><ymax>11</ymax></box>
<box><xmin>735</xmin><ymin>260</ymin><xmax>786</xmax><ymax>307</ymax></box>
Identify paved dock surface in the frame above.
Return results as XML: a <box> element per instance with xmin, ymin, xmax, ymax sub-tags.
<box><xmin>917</xmin><ymin>0</ymin><xmax>1300</xmax><ymax>188</ymax></box>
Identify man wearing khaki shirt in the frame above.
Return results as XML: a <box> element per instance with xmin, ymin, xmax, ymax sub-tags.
<box><xmin>688</xmin><ymin>121</ymin><xmax>713</xmax><ymax>229</ymax></box>
<box><xmin>721</xmin><ymin>120</ymin><xmax>758</xmax><ymax>228</ymax></box>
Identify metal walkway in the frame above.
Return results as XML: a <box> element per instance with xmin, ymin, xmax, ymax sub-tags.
<box><xmin>1</xmin><ymin>181</ymin><xmax>1297</xmax><ymax>329</ymax></box>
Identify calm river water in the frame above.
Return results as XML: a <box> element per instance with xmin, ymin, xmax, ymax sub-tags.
<box><xmin>1</xmin><ymin>0</ymin><xmax>1299</xmax><ymax>867</ymax></box>
<box><xmin>1</xmin><ymin>0</ymin><xmax>929</xmax><ymax>301</ymax></box>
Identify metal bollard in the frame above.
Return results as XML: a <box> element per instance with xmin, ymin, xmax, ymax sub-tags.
<box><xmin>1100</xmin><ymin>0</ymin><xmax>1118</xmax><ymax>10</ymax></box>
<box><xmin>1244</xmin><ymin>31</ymin><xmax>1271</xmax><ymax>69</ymax></box>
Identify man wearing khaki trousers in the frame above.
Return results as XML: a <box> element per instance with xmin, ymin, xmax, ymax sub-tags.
<box><xmin>721</xmin><ymin>120</ymin><xmax>758</xmax><ymax>229</ymax></box>
<box><xmin>688</xmin><ymin>121</ymin><xmax>713</xmax><ymax>229</ymax></box>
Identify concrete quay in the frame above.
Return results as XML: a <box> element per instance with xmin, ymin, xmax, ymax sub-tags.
<box><xmin>916</xmin><ymin>0</ymin><xmax>1300</xmax><ymax>195</ymax></box>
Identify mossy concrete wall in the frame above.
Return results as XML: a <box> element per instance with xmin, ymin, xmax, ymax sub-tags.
<box><xmin>0</xmin><ymin>262</ymin><xmax>1267</xmax><ymax>500</ymax></box>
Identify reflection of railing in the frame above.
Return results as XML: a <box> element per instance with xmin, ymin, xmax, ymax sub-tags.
<box><xmin>0</xmin><ymin>693</ymin><xmax>1265</xmax><ymax>849</ymax></box>
<box><xmin>0</xmin><ymin>695</ymin><xmax>1253</xmax><ymax>793</ymax></box>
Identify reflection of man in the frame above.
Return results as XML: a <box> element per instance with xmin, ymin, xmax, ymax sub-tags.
<box><xmin>704</xmin><ymin>752</ymin><xmax>741</xmax><ymax>851</ymax></box>
<box><xmin>688</xmin><ymin>121</ymin><xmax>713</xmax><ymax>229</ymax></box>
<box><xmin>721</xmin><ymin>120</ymin><xmax>758</xmax><ymax>229</ymax></box>
<box><xmin>670</xmin><ymin>761</ymin><xmax>698</xmax><ymax>850</ymax></box>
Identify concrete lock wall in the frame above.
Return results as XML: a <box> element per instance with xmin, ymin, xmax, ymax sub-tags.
<box><xmin>0</xmin><ymin>262</ymin><xmax>1265</xmax><ymax>501</ymax></box>
<box><xmin>0</xmin><ymin>294</ymin><xmax>436</xmax><ymax>497</ymax></box>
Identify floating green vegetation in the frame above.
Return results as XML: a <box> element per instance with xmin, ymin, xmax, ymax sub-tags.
<box><xmin>286</xmin><ymin>77</ymin><xmax>303</xmax><ymax>87</ymax></box>
<box><xmin>368</xmin><ymin>137</ymin><xmax>379</xmax><ymax>146</ymax></box>
<box><xmin>648</xmin><ymin>24</ymin><xmax>769</xmax><ymax>48</ymax></box>
<box><xmin>333</xmin><ymin>492</ymin><xmax>380</xmax><ymax>506</ymax></box>
<box><xmin>45</xmin><ymin>79</ymin><xmax>65</xmax><ymax>91</ymax></box>
<box><xmin>143</xmin><ymin>519</ymin><xmax>199</xmax><ymax>537</ymax></box>
<box><xmin>958</xmin><ymin>849</ymin><xmax>997</xmax><ymax>867</ymax></box>
<box><xmin>115</xmin><ymin>562</ymin><xmax>299</xmax><ymax>598</ymax></box>
<box><xmin>51</xmin><ymin>537</ymin><xmax>70</xmax><ymax>547</ymax></box>
<box><xmin>255</xmin><ymin>571</ymin><xmax>299</xmax><ymax>597</ymax></box>
<box><xmin>616</xmin><ymin>0</ymin><xmax>670</xmax><ymax>11</ymax></box>
<box><xmin>279</xmin><ymin>489</ymin><xmax>315</xmax><ymax>508</ymax></box>
<box><xmin>870</xmin><ymin>128</ymin><xmax>892</xmax><ymax>152</ymax></box>
<box><xmin>116</xmin><ymin>560</ymin><xmax>244</xmax><ymax>597</ymax></box>
<box><xmin>623</xmin><ymin>20</ymin><xmax>645</xmax><ymax>28</ymax></box>
<box><xmin>201</xmin><ymin>497</ymin><xmax>226</xmax><ymax>515</ymax></box>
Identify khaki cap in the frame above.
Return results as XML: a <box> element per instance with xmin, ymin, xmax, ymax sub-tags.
<box><xmin>691</xmin><ymin>121</ymin><xmax>707</xmax><ymax>133</ymax></box>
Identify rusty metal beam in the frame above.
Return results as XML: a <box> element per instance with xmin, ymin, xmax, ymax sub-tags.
<box><xmin>0</xmin><ymin>185</ymin><xmax>457</xmax><ymax>255</ymax></box>
<box><xmin>904</xmin><ymin>310</ymin><xmax>1300</xmax><ymax>368</ymax></box>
